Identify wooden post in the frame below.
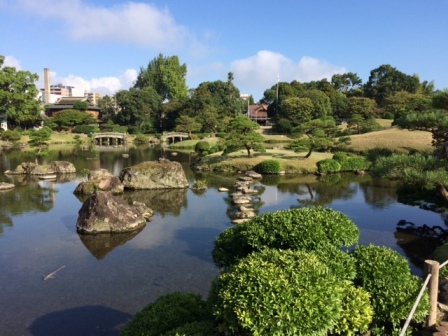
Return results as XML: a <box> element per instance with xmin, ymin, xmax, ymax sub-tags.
<box><xmin>424</xmin><ymin>259</ymin><xmax>439</xmax><ymax>327</ymax></box>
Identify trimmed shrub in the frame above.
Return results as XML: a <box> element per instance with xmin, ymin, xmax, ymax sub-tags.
<box><xmin>121</xmin><ymin>292</ymin><xmax>210</xmax><ymax>336</ymax></box>
<box><xmin>216</xmin><ymin>132</ymin><xmax>227</xmax><ymax>138</ymax></box>
<box><xmin>353</xmin><ymin>245</ymin><xmax>430</xmax><ymax>328</ymax></box>
<box><xmin>331</xmin><ymin>283</ymin><xmax>374</xmax><ymax>336</ymax></box>
<box><xmin>254</xmin><ymin>159</ymin><xmax>282</xmax><ymax>174</ymax></box>
<box><xmin>1</xmin><ymin>129</ymin><xmax>21</xmax><ymax>142</ymax></box>
<box><xmin>73</xmin><ymin>125</ymin><xmax>96</xmax><ymax>134</ymax></box>
<box><xmin>333</xmin><ymin>152</ymin><xmax>370</xmax><ymax>171</ymax></box>
<box><xmin>211</xmin><ymin>249</ymin><xmax>345</xmax><ymax>336</ymax></box>
<box><xmin>134</xmin><ymin>134</ymin><xmax>149</xmax><ymax>143</ymax></box>
<box><xmin>194</xmin><ymin>140</ymin><xmax>210</xmax><ymax>154</ymax></box>
<box><xmin>317</xmin><ymin>159</ymin><xmax>341</xmax><ymax>173</ymax></box>
<box><xmin>212</xmin><ymin>206</ymin><xmax>359</xmax><ymax>269</ymax></box>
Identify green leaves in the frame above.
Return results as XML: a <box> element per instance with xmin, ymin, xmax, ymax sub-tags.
<box><xmin>212</xmin><ymin>206</ymin><xmax>359</xmax><ymax>269</ymax></box>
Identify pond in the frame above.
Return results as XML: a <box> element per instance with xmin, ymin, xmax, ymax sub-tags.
<box><xmin>0</xmin><ymin>145</ymin><xmax>446</xmax><ymax>336</ymax></box>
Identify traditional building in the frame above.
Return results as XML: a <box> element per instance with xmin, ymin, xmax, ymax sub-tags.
<box><xmin>44</xmin><ymin>97</ymin><xmax>102</xmax><ymax>120</ymax></box>
<box><xmin>247</xmin><ymin>104</ymin><xmax>270</xmax><ymax>125</ymax></box>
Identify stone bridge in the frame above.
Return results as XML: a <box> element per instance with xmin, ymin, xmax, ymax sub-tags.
<box><xmin>161</xmin><ymin>132</ymin><xmax>190</xmax><ymax>144</ymax></box>
<box><xmin>93</xmin><ymin>132</ymin><xmax>129</xmax><ymax>146</ymax></box>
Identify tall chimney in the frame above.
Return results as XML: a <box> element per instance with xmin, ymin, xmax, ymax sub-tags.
<box><xmin>44</xmin><ymin>68</ymin><xmax>50</xmax><ymax>104</ymax></box>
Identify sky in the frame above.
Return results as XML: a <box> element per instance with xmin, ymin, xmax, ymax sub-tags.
<box><xmin>1</xmin><ymin>0</ymin><xmax>447</xmax><ymax>102</ymax></box>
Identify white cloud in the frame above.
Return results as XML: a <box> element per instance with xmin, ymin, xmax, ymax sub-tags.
<box><xmin>36</xmin><ymin>68</ymin><xmax>137</xmax><ymax>95</ymax></box>
<box><xmin>230</xmin><ymin>50</ymin><xmax>347</xmax><ymax>92</ymax></box>
<box><xmin>2</xmin><ymin>55</ymin><xmax>22</xmax><ymax>69</ymax></box>
<box><xmin>16</xmin><ymin>0</ymin><xmax>202</xmax><ymax>52</ymax></box>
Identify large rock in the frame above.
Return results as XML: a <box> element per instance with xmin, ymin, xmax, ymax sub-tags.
<box><xmin>119</xmin><ymin>159</ymin><xmax>189</xmax><ymax>190</ymax></box>
<box><xmin>51</xmin><ymin>161</ymin><xmax>76</xmax><ymax>174</ymax></box>
<box><xmin>74</xmin><ymin>168</ymin><xmax>124</xmax><ymax>195</ymax></box>
<box><xmin>76</xmin><ymin>191</ymin><xmax>153</xmax><ymax>234</ymax></box>
<box><xmin>5</xmin><ymin>161</ymin><xmax>76</xmax><ymax>175</ymax></box>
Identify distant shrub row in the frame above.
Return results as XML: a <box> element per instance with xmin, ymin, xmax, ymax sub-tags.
<box><xmin>318</xmin><ymin>151</ymin><xmax>371</xmax><ymax>174</ymax></box>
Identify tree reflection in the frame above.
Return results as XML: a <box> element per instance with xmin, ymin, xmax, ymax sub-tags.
<box><xmin>359</xmin><ymin>178</ymin><xmax>401</xmax><ymax>209</ymax></box>
<box><xmin>292</xmin><ymin>174</ymin><xmax>367</xmax><ymax>207</ymax></box>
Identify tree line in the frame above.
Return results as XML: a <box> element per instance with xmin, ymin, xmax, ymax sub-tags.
<box><xmin>2</xmin><ymin>53</ymin><xmax>446</xmax><ymax>137</ymax></box>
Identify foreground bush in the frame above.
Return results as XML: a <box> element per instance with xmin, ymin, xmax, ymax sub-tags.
<box><xmin>211</xmin><ymin>249</ymin><xmax>346</xmax><ymax>335</ymax></box>
<box><xmin>212</xmin><ymin>206</ymin><xmax>359</xmax><ymax>269</ymax></box>
<box><xmin>121</xmin><ymin>292</ymin><xmax>212</xmax><ymax>336</ymax></box>
<box><xmin>353</xmin><ymin>245</ymin><xmax>430</xmax><ymax>328</ymax></box>
<box><xmin>333</xmin><ymin>152</ymin><xmax>371</xmax><ymax>171</ymax></box>
<box><xmin>254</xmin><ymin>159</ymin><xmax>282</xmax><ymax>174</ymax></box>
<box><xmin>317</xmin><ymin>158</ymin><xmax>341</xmax><ymax>173</ymax></box>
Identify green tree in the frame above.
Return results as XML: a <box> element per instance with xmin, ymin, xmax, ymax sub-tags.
<box><xmin>329</xmin><ymin>91</ymin><xmax>350</xmax><ymax>119</ymax></box>
<box><xmin>371</xmin><ymin>153</ymin><xmax>448</xmax><ymax>202</ymax></box>
<box><xmin>223</xmin><ymin>115</ymin><xmax>265</xmax><ymax>157</ymax></box>
<box><xmin>1</xmin><ymin>129</ymin><xmax>21</xmax><ymax>142</ymax></box>
<box><xmin>278</xmin><ymin>97</ymin><xmax>314</xmax><ymax>126</ymax></box>
<box><xmin>0</xmin><ymin>55</ymin><xmax>41</xmax><ymax>128</ymax></box>
<box><xmin>73</xmin><ymin>101</ymin><xmax>88</xmax><ymax>112</ymax></box>
<box><xmin>115</xmin><ymin>87</ymin><xmax>162</xmax><ymax>133</ymax></box>
<box><xmin>28</xmin><ymin>126</ymin><xmax>52</xmax><ymax>151</ymax></box>
<box><xmin>98</xmin><ymin>95</ymin><xmax>117</xmax><ymax>121</ymax></box>
<box><xmin>331</xmin><ymin>72</ymin><xmax>362</xmax><ymax>94</ymax></box>
<box><xmin>347</xmin><ymin>97</ymin><xmax>376</xmax><ymax>119</ymax></box>
<box><xmin>395</xmin><ymin>109</ymin><xmax>448</xmax><ymax>157</ymax></box>
<box><xmin>50</xmin><ymin>109</ymin><xmax>96</xmax><ymax>132</ymax></box>
<box><xmin>384</xmin><ymin>91</ymin><xmax>432</xmax><ymax>117</ymax></box>
<box><xmin>174</xmin><ymin>115</ymin><xmax>201</xmax><ymax>137</ymax></box>
<box><xmin>432</xmin><ymin>89</ymin><xmax>448</xmax><ymax>110</ymax></box>
<box><xmin>364</xmin><ymin>64</ymin><xmax>420</xmax><ymax>106</ymax></box>
<box><xmin>291</xmin><ymin>118</ymin><xmax>341</xmax><ymax>158</ymax></box>
<box><xmin>299</xmin><ymin>89</ymin><xmax>332</xmax><ymax>119</ymax></box>
<box><xmin>134</xmin><ymin>54</ymin><xmax>188</xmax><ymax>100</ymax></box>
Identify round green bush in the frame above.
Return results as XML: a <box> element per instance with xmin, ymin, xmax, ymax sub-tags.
<box><xmin>317</xmin><ymin>159</ymin><xmax>341</xmax><ymax>173</ymax></box>
<box><xmin>211</xmin><ymin>249</ymin><xmax>345</xmax><ymax>336</ymax></box>
<box><xmin>216</xmin><ymin>132</ymin><xmax>227</xmax><ymax>138</ymax></box>
<box><xmin>194</xmin><ymin>140</ymin><xmax>210</xmax><ymax>154</ymax></box>
<box><xmin>333</xmin><ymin>152</ymin><xmax>370</xmax><ymax>171</ymax></box>
<box><xmin>73</xmin><ymin>125</ymin><xmax>96</xmax><ymax>134</ymax></box>
<box><xmin>254</xmin><ymin>159</ymin><xmax>282</xmax><ymax>174</ymax></box>
<box><xmin>331</xmin><ymin>282</ymin><xmax>373</xmax><ymax>336</ymax></box>
<box><xmin>353</xmin><ymin>245</ymin><xmax>430</xmax><ymax>327</ymax></box>
<box><xmin>121</xmin><ymin>292</ymin><xmax>210</xmax><ymax>336</ymax></box>
<box><xmin>212</xmin><ymin>206</ymin><xmax>359</xmax><ymax>269</ymax></box>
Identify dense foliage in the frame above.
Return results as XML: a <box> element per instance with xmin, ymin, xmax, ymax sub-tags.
<box><xmin>212</xmin><ymin>206</ymin><xmax>359</xmax><ymax>269</ymax></box>
<box><xmin>353</xmin><ymin>245</ymin><xmax>430</xmax><ymax>328</ymax></box>
<box><xmin>121</xmin><ymin>292</ymin><xmax>212</xmax><ymax>336</ymax></box>
<box><xmin>211</xmin><ymin>249</ymin><xmax>348</xmax><ymax>336</ymax></box>
<box><xmin>253</xmin><ymin>159</ymin><xmax>282</xmax><ymax>174</ymax></box>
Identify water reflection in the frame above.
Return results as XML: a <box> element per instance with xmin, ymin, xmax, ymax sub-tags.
<box><xmin>78</xmin><ymin>227</ymin><xmax>145</xmax><ymax>260</ymax></box>
<box><xmin>2</xmin><ymin>145</ymin><xmax>448</xmax><ymax>335</ymax></box>
<box><xmin>122</xmin><ymin>189</ymin><xmax>188</xmax><ymax>217</ymax></box>
<box><xmin>28</xmin><ymin>305</ymin><xmax>132</xmax><ymax>336</ymax></box>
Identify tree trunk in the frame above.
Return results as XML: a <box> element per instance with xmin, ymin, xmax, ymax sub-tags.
<box><xmin>304</xmin><ymin>144</ymin><xmax>314</xmax><ymax>158</ymax></box>
<box><xmin>437</xmin><ymin>183</ymin><xmax>448</xmax><ymax>202</ymax></box>
<box><xmin>246</xmin><ymin>147</ymin><xmax>252</xmax><ymax>157</ymax></box>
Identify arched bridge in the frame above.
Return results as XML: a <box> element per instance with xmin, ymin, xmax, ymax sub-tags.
<box><xmin>93</xmin><ymin>132</ymin><xmax>129</xmax><ymax>146</ymax></box>
<box><xmin>161</xmin><ymin>132</ymin><xmax>190</xmax><ymax>144</ymax></box>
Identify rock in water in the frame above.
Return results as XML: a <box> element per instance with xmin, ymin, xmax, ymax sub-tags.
<box><xmin>76</xmin><ymin>191</ymin><xmax>153</xmax><ymax>234</ymax></box>
<box><xmin>119</xmin><ymin>159</ymin><xmax>189</xmax><ymax>190</ymax></box>
<box><xmin>74</xmin><ymin>168</ymin><xmax>124</xmax><ymax>195</ymax></box>
<box><xmin>4</xmin><ymin>161</ymin><xmax>76</xmax><ymax>175</ymax></box>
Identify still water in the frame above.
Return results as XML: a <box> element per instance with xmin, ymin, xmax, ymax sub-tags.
<box><xmin>0</xmin><ymin>145</ymin><xmax>446</xmax><ymax>336</ymax></box>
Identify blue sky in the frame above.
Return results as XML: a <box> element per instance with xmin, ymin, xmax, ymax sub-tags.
<box><xmin>1</xmin><ymin>0</ymin><xmax>447</xmax><ymax>101</ymax></box>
